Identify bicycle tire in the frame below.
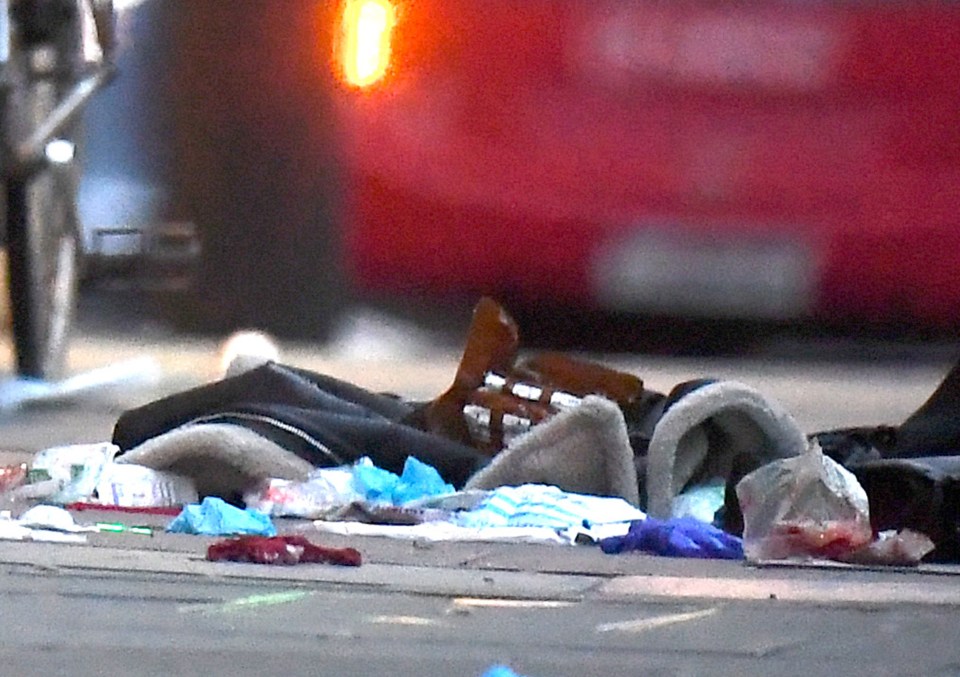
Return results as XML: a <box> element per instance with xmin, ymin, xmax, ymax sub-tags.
<box><xmin>6</xmin><ymin>160</ymin><xmax>79</xmax><ymax>380</ymax></box>
<box><xmin>4</xmin><ymin>41</ymin><xmax>81</xmax><ymax>380</ymax></box>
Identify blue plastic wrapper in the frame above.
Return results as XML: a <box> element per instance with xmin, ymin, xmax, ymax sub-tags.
<box><xmin>352</xmin><ymin>456</ymin><xmax>454</xmax><ymax>505</ymax></box>
<box><xmin>599</xmin><ymin>516</ymin><xmax>743</xmax><ymax>560</ymax></box>
<box><xmin>167</xmin><ymin>496</ymin><xmax>277</xmax><ymax>537</ymax></box>
<box><xmin>480</xmin><ymin>666</ymin><xmax>527</xmax><ymax>677</ymax></box>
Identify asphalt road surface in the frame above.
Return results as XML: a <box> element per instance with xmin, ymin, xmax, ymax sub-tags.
<box><xmin>2</xmin><ymin>560</ymin><xmax>960</xmax><ymax>677</ymax></box>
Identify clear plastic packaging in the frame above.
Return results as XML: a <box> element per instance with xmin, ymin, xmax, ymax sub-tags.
<box><xmin>20</xmin><ymin>443</ymin><xmax>118</xmax><ymax>504</ymax></box>
<box><xmin>244</xmin><ymin>466</ymin><xmax>360</xmax><ymax>519</ymax></box>
<box><xmin>736</xmin><ymin>443</ymin><xmax>873</xmax><ymax>561</ymax></box>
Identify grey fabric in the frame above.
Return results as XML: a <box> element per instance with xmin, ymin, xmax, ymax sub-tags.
<box><xmin>116</xmin><ymin>422</ymin><xmax>313</xmax><ymax>499</ymax></box>
<box><xmin>645</xmin><ymin>381</ymin><xmax>807</xmax><ymax>519</ymax></box>
<box><xmin>464</xmin><ymin>395</ymin><xmax>640</xmax><ymax>505</ymax></box>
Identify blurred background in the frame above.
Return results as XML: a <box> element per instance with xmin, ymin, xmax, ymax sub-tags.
<box><xmin>72</xmin><ymin>0</ymin><xmax>960</xmax><ymax>362</ymax></box>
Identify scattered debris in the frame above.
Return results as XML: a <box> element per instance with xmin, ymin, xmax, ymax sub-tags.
<box><xmin>206</xmin><ymin>535</ymin><xmax>361</xmax><ymax>566</ymax></box>
<box><xmin>3</xmin><ymin>297</ymin><xmax>960</xmax><ymax>571</ymax></box>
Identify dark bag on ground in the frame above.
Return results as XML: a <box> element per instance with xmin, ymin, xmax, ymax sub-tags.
<box><xmin>849</xmin><ymin>456</ymin><xmax>960</xmax><ymax>563</ymax></box>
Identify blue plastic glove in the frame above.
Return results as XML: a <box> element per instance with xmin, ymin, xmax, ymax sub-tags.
<box><xmin>599</xmin><ymin>516</ymin><xmax>743</xmax><ymax>560</ymax></box>
<box><xmin>167</xmin><ymin>496</ymin><xmax>276</xmax><ymax>537</ymax></box>
<box><xmin>352</xmin><ymin>456</ymin><xmax>454</xmax><ymax>505</ymax></box>
<box><xmin>393</xmin><ymin>456</ymin><xmax>454</xmax><ymax>504</ymax></box>
<box><xmin>351</xmin><ymin>461</ymin><xmax>398</xmax><ymax>503</ymax></box>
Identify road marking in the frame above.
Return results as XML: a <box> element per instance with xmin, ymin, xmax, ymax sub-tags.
<box><xmin>365</xmin><ymin>615</ymin><xmax>443</xmax><ymax>626</ymax></box>
<box><xmin>600</xmin><ymin>575</ymin><xmax>960</xmax><ymax>606</ymax></box>
<box><xmin>451</xmin><ymin>597</ymin><xmax>576</xmax><ymax>609</ymax></box>
<box><xmin>596</xmin><ymin>607</ymin><xmax>718</xmax><ymax>634</ymax></box>
<box><xmin>180</xmin><ymin>590</ymin><xmax>312</xmax><ymax>615</ymax></box>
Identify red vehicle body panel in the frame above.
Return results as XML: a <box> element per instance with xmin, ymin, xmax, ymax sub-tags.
<box><xmin>332</xmin><ymin>1</ymin><xmax>960</xmax><ymax>327</ymax></box>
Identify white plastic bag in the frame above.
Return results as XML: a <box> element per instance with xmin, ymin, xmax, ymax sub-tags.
<box><xmin>736</xmin><ymin>443</ymin><xmax>873</xmax><ymax>561</ymax></box>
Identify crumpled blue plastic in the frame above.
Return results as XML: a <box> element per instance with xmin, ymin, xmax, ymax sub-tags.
<box><xmin>599</xmin><ymin>516</ymin><xmax>743</xmax><ymax>560</ymax></box>
<box><xmin>352</xmin><ymin>456</ymin><xmax>454</xmax><ymax>505</ymax></box>
<box><xmin>166</xmin><ymin>496</ymin><xmax>277</xmax><ymax>536</ymax></box>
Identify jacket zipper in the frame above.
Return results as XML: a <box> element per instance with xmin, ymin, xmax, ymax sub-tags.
<box><xmin>185</xmin><ymin>411</ymin><xmax>346</xmax><ymax>466</ymax></box>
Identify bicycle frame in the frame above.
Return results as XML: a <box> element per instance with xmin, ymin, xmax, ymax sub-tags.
<box><xmin>0</xmin><ymin>0</ymin><xmax>114</xmax><ymax>177</ymax></box>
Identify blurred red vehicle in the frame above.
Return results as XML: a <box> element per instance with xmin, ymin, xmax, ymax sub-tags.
<box><xmin>155</xmin><ymin>1</ymin><xmax>960</xmax><ymax>342</ymax></box>
<box><xmin>329</xmin><ymin>0</ymin><xmax>960</xmax><ymax>330</ymax></box>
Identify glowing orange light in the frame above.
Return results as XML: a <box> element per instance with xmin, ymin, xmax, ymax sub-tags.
<box><xmin>340</xmin><ymin>0</ymin><xmax>397</xmax><ymax>88</ymax></box>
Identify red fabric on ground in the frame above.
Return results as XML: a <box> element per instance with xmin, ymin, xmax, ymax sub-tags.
<box><xmin>206</xmin><ymin>535</ymin><xmax>362</xmax><ymax>566</ymax></box>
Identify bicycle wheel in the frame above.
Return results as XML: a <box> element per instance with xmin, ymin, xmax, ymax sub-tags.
<box><xmin>4</xmin><ymin>50</ymin><xmax>80</xmax><ymax>381</ymax></box>
<box><xmin>6</xmin><ymin>159</ymin><xmax>79</xmax><ymax>380</ymax></box>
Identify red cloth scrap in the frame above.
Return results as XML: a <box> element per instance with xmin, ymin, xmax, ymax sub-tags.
<box><xmin>206</xmin><ymin>535</ymin><xmax>362</xmax><ymax>566</ymax></box>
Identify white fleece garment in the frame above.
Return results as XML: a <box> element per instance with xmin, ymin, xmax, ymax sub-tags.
<box><xmin>464</xmin><ymin>395</ymin><xmax>640</xmax><ymax>505</ymax></box>
<box><xmin>116</xmin><ymin>422</ymin><xmax>313</xmax><ymax>499</ymax></box>
<box><xmin>644</xmin><ymin>380</ymin><xmax>808</xmax><ymax>519</ymax></box>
